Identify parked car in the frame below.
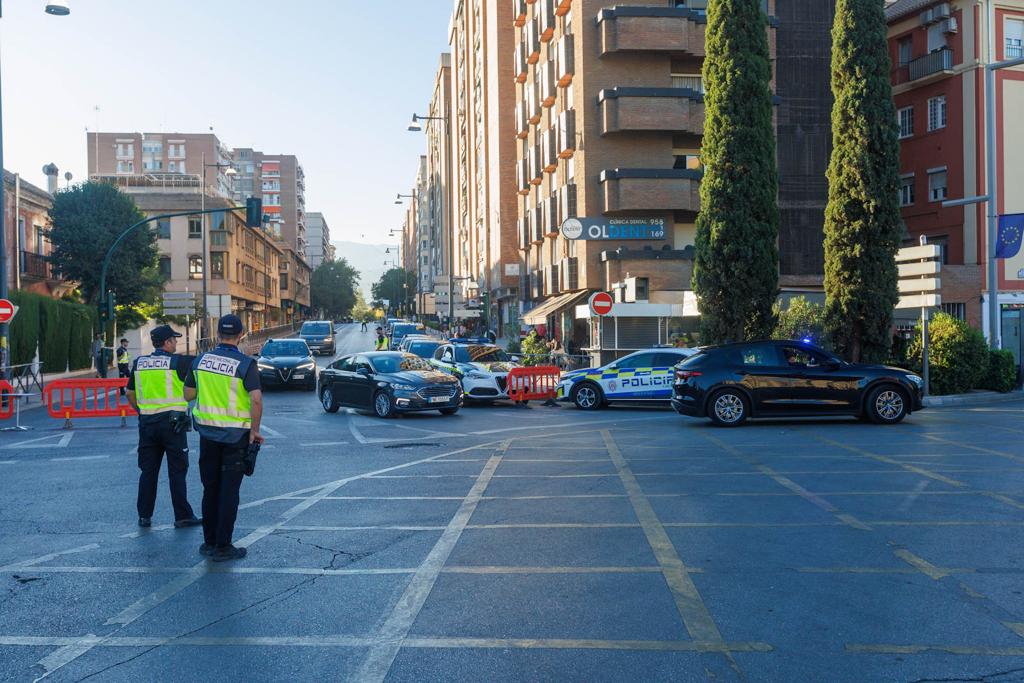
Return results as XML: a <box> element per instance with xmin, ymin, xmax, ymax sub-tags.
<box><xmin>318</xmin><ymin>351</ymin><xmax>462</xmax><ymax>418</ymax></box>
<box><xmin>256</xmin><ymin>339</ymin><xmax>317</xmax><ymax>391</ymax></box>
<box><xmin>556</xmin><ymin>347</ymin><xmax>698</xmax><ymax>410</ymax></box>
<box><xmin>670</xmin><ymin>340</ymin><xmax>925</xmax><ymax>426</ymax></box>
<box><xmin>390</xmin><ymin>322</ymin><xmax>425</xmax><ymax>350</ymax></box>
<box><xmin>430</xmin><ymin>340</ymin><xmax>521</xmax><ymax>402</ymax></box>
<box><xmin>298</xmin><ymin>320</ymin><xmax>336</xmax><ymax>356</ymax></box>
<box><xmin>400</xmin><ymin>336</ymin><xmax>442</xmax><ymax>359</ymax></box>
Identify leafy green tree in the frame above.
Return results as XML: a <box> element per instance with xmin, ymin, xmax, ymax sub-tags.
<box><xmin>692</xmin><ymin>0</ymin><xmax>778</xmax><ymax>343</ymax></box>
<box><xmin>371</xmin><ymin>268</ymin><xmax>415</xmax><ymax>314</ymax></box>
<box><xmin>47</xmin><ymin>182</ymin><xmax>162</xmax><ymax>306</ymax></box>
<box><xmin>823</xmin><ymin>0</ymin><xmax>903</xmax><ymax>362</ymax></box>
<box><xmin>773</xmin><ymin>296</ymin><xmax>829</xmax><ymax>346</ymax></box>
<box><xmin>310</xmin><ymin>258</ymin><xmax>360</xmax><ymax>319</ymax></box>
<box><xmin>350</xmin><ymin>291</ymin><xmax>373</xmax><ymax>322</ymax></box>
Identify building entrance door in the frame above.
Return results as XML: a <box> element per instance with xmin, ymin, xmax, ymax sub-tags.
<box><xmin>1000</xmin><ymin>305</ymin><xmax>1023</xmax><ymax>383</ymax></box>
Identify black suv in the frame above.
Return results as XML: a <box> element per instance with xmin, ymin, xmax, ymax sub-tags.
<box><xmin>671</xmin><ymin>340</ymin><xmax>925</xmax><ymax>426</ymax></box>
<box><xmin>256</xmin><ymin>339</ymin><xmax>317</xmax><ymax>391</ymax></box>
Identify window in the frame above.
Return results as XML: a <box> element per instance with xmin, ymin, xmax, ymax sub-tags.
<box><xmin>926</xmin><ymin>234</ymin><xmax>950</xmax><ymax>264</ymax></box>
<box><xmin>898</xmin><ymin>37</ymin><xmax>913</xmax><ymax>65</ymax></box>
<box><xmin>672</xmin><ymin>148</ymin><xmax>702</xmax><ymax>171</ymax></box>
<box><xmin>206</xmin><ymin>253</ymin><xmax>223</xmax><ymax>279</ymax></box>
<box><xmin>34</xmin><ymin>225</ymin><xmax>45</xmax><ymax>255</ymax></box>
<box><xmin>674</xmin><ymin>0</ymin><xmax>708</xmax><ymax>12</ymax></box>
<box><xmin>280</xmin><ymin>273</ymin><xmax>288</xmax><ymax>290</ymax></box>
<box><xmin>671</xmin><ymin>73</ymin><xmax>704</xmax><ymax>93</ymax></box>
<box><xmin>928</xmin><ymin>96</ymin><xmax>947</xmax><ymax>131</ymax></box>
<box><xmin>731</xmin><ymin>345</ymin><xmax>777</xmax><ymax>367</ymax></box>
<box><xmin>156</xmin><ymin>219</ymin><xmax>171</xmax><ymax>239</ymax></box>
<box><xmin>188</xmin><ymin>256</ymin><xmax>203</xmax><ymax>280</ymax></box>
<box><xmin>1008</xmin><ymin>19</ymin><xmax>1024</xmax><ymax>58</ymax></box>
<box><xmin>210</xmin><ymin>230</ymin><xmax>227</xmax><ymax>246</ymax></box>
<box><xmin>899</xmin><ymin>174</ymin><xmax>915</xmax><ymax>206</ymax></box>
<box><xmin>188</xmin><ymin>216</ymin><xmax>202</xmax><ymax>238</ymax></box>
<box><xmin>927</xmin><ymin>22</ymin><xmax>946</xmax><ymax>52</ymax></box>
<box><xmin>941</xmin><ymin>302</ymin><xmax>966</xmax><ymax>320</ymax></box>
<box><xmin>928</xmin><ymin>169</ymin><xmax>948</xmax><ymax>202</ymax></box>
<box><xmin>781</xmin><ymin>345</ymin><xmax>830</xmax><ymax>368</ymax></box>
<box><xmin>897</xmin><ymin>106</ymin><xmax>914</xmax><ymax>138</ymax></box>
<box><xmin>615</xmin><ymin>352</ymin><xmax>656</xmax><ymax>370</ymax></box>
<box><xmin>158</xmin><ymin>256</ymin><xmax>171</xmax><ymax>280</ymax></box>
<box><xmin>168</xmin><ymin>161</ymin><xmax>177</xmax><ymax>173</ymax></box>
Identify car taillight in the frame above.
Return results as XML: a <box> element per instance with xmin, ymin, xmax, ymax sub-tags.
<box><xmin>675</xmin><ymin>369</ymin><xmax>702</xmax><ymax>381</ymax></box>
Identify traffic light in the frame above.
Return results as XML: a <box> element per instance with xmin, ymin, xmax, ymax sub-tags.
<box><xmin>106</xmin><ymin>292</ymin><xmax>116</xmax><ymax>320</ymax></box>
<box><xmin>246</xmin><ymin>197</ymin><xmax>263</xmax><ymax>228</ymax></box>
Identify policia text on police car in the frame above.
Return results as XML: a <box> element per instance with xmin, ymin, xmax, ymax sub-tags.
<box><xmin>184</xmin><ymin>314</ymin><xmax>264</xmax><ymax>563</ymax></box>
<box><xmin>125</xmin><ymin>325</ymin><xmax>202</xmax><ymax>530</ymax></box>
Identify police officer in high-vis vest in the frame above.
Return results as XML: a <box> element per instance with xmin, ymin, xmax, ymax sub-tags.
<box><xmin>184</xmin><ymin>314</ymin><xmax>263</xmax><ymax>562</ymax></box>
<box><xmin>125</xmin><ymin>325</ymin><xmax>201</xmax><ymax>529</ymax></box>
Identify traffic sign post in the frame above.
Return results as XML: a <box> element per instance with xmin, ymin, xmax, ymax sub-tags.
<box><xmin>0</xmin><ymin>299</ymin><xmax>17</xmax><ymax>324</ymax></box>
<box><xmin>896</xmin><ymin>239</ymin><xmax>942</xmax><ymax>396</ymax></box>
<box><xmin>589</xmin><ymin>292</ymin><xmax>614</xmax><ymax>317</ymax></box>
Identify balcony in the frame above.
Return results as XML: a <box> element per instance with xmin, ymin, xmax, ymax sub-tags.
<box><xmin>538</xmin><ymin>0</ymin><xmax>555</xmax><ymax>42</ymax></box>
<box><xmin>545</xmin><ymin>195</ymin><xmax>559</xmax><ymax>236</ymax></box>
<box><xmin>600</xmin><ymin>169</ymin><xmax>702</xmax><ymax>213</ymax></box>
<box><xmin>557</xmin><ymin>108</ymin><xmax>576</xmax><ymax>158</ymax></box>
<box><xmin>599</xmin><ymin>87</ymin><xmax>705</xmax><ymax>135</ymax></box>
<box><xmin>896</xmin><ymin>48</ymin><xmax>954</xmax><ymax>86</ymax></box>
<box><xmin>559</xmin><ymin>256</ymin><xmax>578</xmax><ymax>290</ymax></box>
<box><xmin>513</xmin><ymin>0</ymin><xmax>526</xmax><ymax>27</ymax></box>
<box><xmin>532</xmin><ymin>205</ymin><xmax>544</xmax><ymax>243</ymax></box>
<box><xmin>597</xmin><ymin>7</ymin><xmax>706</xmax><ymax>58</ymax></box>
<box><xmin>527</xmin><ymin>81</ymin><xmax>541</xmax><ymax>124</ymax></box>
<box><xmin>557</xmin><ymin>183</ymin><xmax>577</xmax><ymax>222</ymax></box>
<box><xmin>20</xmin><ymin>251</ymin><xmax>53</xmax><ymax>280</ymax></box>
<box><xmin>514</xmin><ymin>43</ymin><xmax>527</xmax><ymax>83</ymax></box>
<box><xmin>555</xmin><ymin>0</ymin><xmax>571</xmax><ymax>16</ymax></box>
<box><xmin>541</xmin><ymin>128</ymin><xmax>558</xmax><ymax>173</ymax></box>
<box><xmin>525</xmin><ymin>17</ymin><xmax>540</xmax><ymax>64</ymax></box>
<box><xmin>540</xmin><ymin>60</ymin><xmax>556</xmax><ymax>107</ymax></box>
<box><xmin>515</xmin><ymin>99</ymin><xmax>529</xmax><ymax>139</ymax></box>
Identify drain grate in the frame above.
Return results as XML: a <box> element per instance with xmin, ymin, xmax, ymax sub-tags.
<box><xmin>383</xmin><ymin>442</ymin><xmax>441</xmax><ymax>449</ymax></box>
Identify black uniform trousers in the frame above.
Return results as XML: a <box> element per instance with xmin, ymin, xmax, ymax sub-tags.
<box><xmin>118</xmin><ymin>363</ymin><xmax>130</xmax><ymax>395</ymax></box>
<box><xmin>137</xmin><ymin>418</ymin><xmax>195</xmax><ymax>521</ymax></box>
<box><xmin>198</xmin><ymin>435</ymin><xmax>247</xmax><ymax>548</ymax></box>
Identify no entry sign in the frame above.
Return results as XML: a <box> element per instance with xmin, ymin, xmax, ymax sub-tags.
<box><xmin>589</xmin><ymin>292</ymin><xmax>614</xmax><ymax>317</ymax></box>
<box><xmin>0</xmin><ymin>299</ymin><xmax>16</xmax><ymax>324</ymax></box>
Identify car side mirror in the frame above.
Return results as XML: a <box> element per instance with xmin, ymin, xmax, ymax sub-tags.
<box><xmin>357</xmin><ymin>367</ymin><xmax>371</xmax><ymax>376</ymax></box>
<box><xmin>511</xmin><ymin>355</ymin><xmax>521</xmax><ymax>363</ymax></box>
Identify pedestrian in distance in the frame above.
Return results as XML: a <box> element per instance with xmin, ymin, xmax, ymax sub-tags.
<box><xmin>375</xmin><ymin>326</ymin><xmax>389</xmax><ymax>351</ymax></box>
<box><xmin>361</xmin><ymin>318</ymin><xmax>368</xmax><ymax>333</ymax></box>
<box><xmin>184</xmin><ymin>314</ymin><xmax>264</xmax><ymax>562</ymax></box>
<box><xmin>92</xmin><ymin>333</ymin><xmax>108</xmax><ymax>378</ymax></box>
<box><xmin>116</xmin><ymin>338</ymin><xmax>131</xmax><ymax>396</ymax></box>
<box><xmin>125</xmin><ymin>325</ymin><xmax>202</xmax><ymax>530</ymax></box>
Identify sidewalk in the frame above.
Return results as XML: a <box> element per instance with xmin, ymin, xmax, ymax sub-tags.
<box><xmin>923</xmin><ymin>389</ymin><xmax>1024</xmax><ymax>408</ymax></box>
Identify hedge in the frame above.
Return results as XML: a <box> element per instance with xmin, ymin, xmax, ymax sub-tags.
<box><xmin>909</xmin><ymin>313</ymin><xmax>989</xmax><ymax>395</ymax></box>
<box><xmin>984</xmin><ymin>349</ymin><xmax>1017</xmax><ymax>393</ymax></box>
<box><xmin>7</xmin><ymin>291</ymin><xmax>97</xmax><ymax>373</ymax></box>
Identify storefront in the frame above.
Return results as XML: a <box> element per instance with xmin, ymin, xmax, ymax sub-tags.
<box><xmin>575</xmin><ymin>294</ymin><xmax>699</xmax><ymax>366</ymax></box>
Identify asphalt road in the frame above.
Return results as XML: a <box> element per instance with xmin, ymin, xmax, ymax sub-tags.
<box><xmin>2</xmin><ymin>323</ymin><xmax>1024</xmax><ymax>681</ymax></box>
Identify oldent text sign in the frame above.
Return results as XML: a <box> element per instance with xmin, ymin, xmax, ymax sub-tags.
<box><xmin>560</xmin><ymin>217</ymin><xmax>666</xmax><ymax>241</ymax></box>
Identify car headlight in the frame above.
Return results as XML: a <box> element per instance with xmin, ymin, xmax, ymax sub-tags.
<box><xmin>466</xmin><ymin>372</ymin><xmax>489</xmax><ymax>380</ymax></box>
<box><xmin>392</xmin><ymin>384</ymin><xmax>417</xmax><ymax>392</ymax></box>
<box><xmin>297</xmin><ymin>361</ymin><xmax>316</xmax><ymax>370</ymax></box>
<box><xmin>906</xmin><ymin>374</ymin><xmax>924</xmax><ymax>387</ymax></box>
<box><xmin>257</xmin><ymin>362</ymin><xmax>274</xmax><ymax>371</ymax></box>
<box><xmin>324</xmin><ymin>337</ymin><xmax>333</xmax><ymax>343</ymax></box>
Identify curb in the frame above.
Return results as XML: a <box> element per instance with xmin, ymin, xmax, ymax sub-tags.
<box><xmin>923</xmin><ymin>390</ymin><xmax>1024</xmax><ymax>408</ymax></box>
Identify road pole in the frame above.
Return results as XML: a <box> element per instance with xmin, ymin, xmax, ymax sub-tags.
<box><xmin>0</xmin><ymin>33</ymin><xmax>7</xmax><ymax>379</ymax></box>
<box><xmin>201</xmin><ymin>152</ymin><xmax>208</xmax><ymax>346</ymax></box>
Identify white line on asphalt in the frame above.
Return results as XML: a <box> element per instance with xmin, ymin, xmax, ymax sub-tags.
<box><xmin>50</xmin><ymin>455</ymin><xmax>109</xmax><ymax>462</ymax></box>
<box><xmin>354</xmin><ymin>442</ymin><xmax>508</xmax><ymax>683</ymax></box>
<box><xmin>0</xmin><ymin>460</ymin><xmax>14</xmax><ymax>464</ymax></box>
<box><xmin>298</xmin><ymin>441</ymin><xmax>349</xmax><ymax>446</ymax></box>
<box><xmin>0</xmin><ymin>543</ymin><xmax>100</xmax><ymax>571</ymax></box>
<box><xmin>0</xmin><ymin>432</ymin><xmax>73</xmax><ymax>450</ymax></box>
<box><xmin>260</xmin><ymin>424</ymin><xmax>284</xmax><ymax>439</ymax></box>
<box><xmin>0</xmin><ymin>564</ymin><xmax>678</xmax><ymax>577</ymax></box>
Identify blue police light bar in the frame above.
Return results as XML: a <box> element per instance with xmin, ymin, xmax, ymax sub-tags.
<box><xmin>448</xmin><ymin>337</ymin><xmax>492</xmax><ymax>344</ymax></box>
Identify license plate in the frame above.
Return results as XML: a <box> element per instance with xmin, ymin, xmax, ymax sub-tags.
<box><xmin>293</xmin><ymin>373</ymin><xmax>305</xmax><ymax>379</ymax></box>
<box><xmin>429</xmin><ymin>396</ymin><xmax>449</xmax><ymax>403</ymax></box>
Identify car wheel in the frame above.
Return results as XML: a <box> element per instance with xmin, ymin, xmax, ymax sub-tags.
<box><xmin>320</xmin><ymin>388</ymin><xmax>340</xmax><ymax>414</ymax></box>
<box><xmin>439</xmin><ymin>407</ymin><xmax>459</xmax><ymax>416</ymax></box>
<box><xmin>571</xmin><ymin>382</ymin><xmax>604</xmax><ymax>411</ymax></box>
<box><xmin>866</xmin><ymin>385</ymin><xmax>907</xmax><ymax>425</ymax></box>
<box><xmin>708</xmin><ymin>389</ymin><xmax>748</xmax><ymax>427</ymax></box>
<box><xmin>373</xmin><ymin>391</ymin><xmax>395</xmax><ymax>419</ymax></box>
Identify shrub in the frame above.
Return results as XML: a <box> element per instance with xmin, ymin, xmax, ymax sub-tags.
<box><xmin>68</xmin><ymin>305</ymin><xmax>97</xmax><ymax>371</ymax></box>
<box><xmin>773</xmin><ymin>296</ymin><xmax>828</xmax><ymax>347</ymax></box>
<box><xmin>8</xmin><ymin>291</ymin><xmax>40</xmax><ymax>366</ymax></box>
<box><xmin>983</xmin><ymin>349</ymin><xmax>1017</xmax><ymax>393</ymax></box>
<box><xmin>520</xmin><ymin>331</ymin><xmax>550</xmax><ymax>367</ymax></box>
<box><xmin>909</xmin><ymin>313</ymin><xmax>988</xmax><ymax>395</ymax></box>
<box><xmin>38</xmin><ymin>296</ymin><xmax>71</xmax><ymax>373</ymax></box>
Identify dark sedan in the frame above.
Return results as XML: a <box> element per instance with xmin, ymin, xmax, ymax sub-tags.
<box><xmin>256</xmin><ymin>339</ymin><xmax>317</xmax><ymax>391</ymax></box>
<box><xmin>318</xmin><ymin>351</ymin><xmax>463</xmax><ymax>418</ymax></box>
<box><xmin>299</xmin><ymin>320</ymin><xmax>336</xmax><ymax>356</ymax></box>
<box><xmin>671</xmin><ymin>340</ymin><xmax>925</xmax><ymax>426</ymax></box>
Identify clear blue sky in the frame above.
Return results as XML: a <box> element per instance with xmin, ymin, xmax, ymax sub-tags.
<box><xmin>2</xmin><ymin>0</ymin><xmax>451</xmax><ymax>248</ymax></box>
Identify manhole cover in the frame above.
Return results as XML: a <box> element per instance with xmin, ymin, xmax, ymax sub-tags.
<box><xmin>384</xmin><ymin>442</ymin><xmax>441</xmax><ymax>449</ymax></box>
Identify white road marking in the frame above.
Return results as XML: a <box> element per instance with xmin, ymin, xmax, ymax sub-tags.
<box><xmin>0</xmin><ymin>543</ymin><xmax>100</xmax><ymax>571</ymax></box>
<box><xmin>354</xmin><ymin>442</ymin><xmax>508</xmax><ymax>682</ymax></box>
<box><xmin>0</xmin><ymin>432</ymin><xmax>73</xmax><ymax>450</ymax></box>
<box><xmin>50</xmin><ymin>455</ymin><xmax>109</xmax><ymax>462</ymax></box>
<box><xmin>299</xmin><ymin>441</ymin><xmax>349</xmax><ymax>446</ymax></box>
<box><xmin>897</xmin><ymin>480</ymin><xmax>930</xmax><ymax>513</ymax></box>
<box><xmin>260</xmin><ymin>424</ymin><xmax>284</xmax><ymax>439</ymax></box>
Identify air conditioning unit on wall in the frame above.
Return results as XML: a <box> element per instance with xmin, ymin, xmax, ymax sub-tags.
<box><xmin>942</xmin><ymin>17</ymin><xmax>958</xmax><ymax>34</ymax></box>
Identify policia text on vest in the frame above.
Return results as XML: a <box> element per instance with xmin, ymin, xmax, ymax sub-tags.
<box><xmin>184</xmin><ymin>314</ymin><xmax>264</xmax><ymax>563</ymax></box>
<box><xmin>125</xmin><ymin>325</ymin><xmax>200</xmax><ymax>530</ymax></box>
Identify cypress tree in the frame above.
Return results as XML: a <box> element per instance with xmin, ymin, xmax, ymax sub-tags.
<box><xmin>823</xmin><ymin>0</ymin><xmax>903</xmax><ymax>362</ymax></box>
<box><xmin>693</xmin><ymin>0</ymin><xmax>779</xmax><ymax>343</ymax></box>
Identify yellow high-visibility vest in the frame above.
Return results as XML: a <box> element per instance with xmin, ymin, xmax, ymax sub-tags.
<box><xmin>134</xmin><ymin>354</ymin><xmax>187</xmax><ymax>416</ymax></box>
<box><xmin>192</xmin><ymin>351</ymin><xmax>252</xmax><ymax>432</ymax></box>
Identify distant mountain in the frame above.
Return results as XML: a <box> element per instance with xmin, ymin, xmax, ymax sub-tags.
<box><xmin>331</xmin><ymin>241</ymin><xmax>392</xmax><ymax>298</ymax></box>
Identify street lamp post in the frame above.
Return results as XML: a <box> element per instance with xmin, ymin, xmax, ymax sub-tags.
<box><xmin>407</xmin><ymin>112</ymin><xmax>453</xmax><ymax>326</ymax></box>
<box><xmin>0</xmin><ymin>1</ymin><xmax>70</xmax><ymax>376</ymax></box>
<box><xmin>200</xmin><ymin>151</ymin><xmax>236</xmax><ymax>345</ymax></box>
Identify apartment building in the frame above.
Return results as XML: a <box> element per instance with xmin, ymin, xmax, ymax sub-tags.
<box><xmin>448</xmin><ymin>0</ymin><xmax>521</xmax><ymax>333</ymax></box>
<box><xmin>117</xmin><ymin>183</ymin><xmax>284</xmax><ymax>332</ymax></box>
<box><xmin>513</xmin><ymin>0</ymin><xmax>835</xmax><ymax>350</ymax></box>
<box><xmin>231</xmin><ymin>149</ymin><xmax>308</xmax><ymax>256</ymax></box>
<box><xmin>87</xmin><ymin>132</ymin><xmax>235</xmax><ymax>197</ymax></box>
<box><xmin>3</xmin><ymin>170</ymin><xmax>72</xmax><ymax>297</ymax></box>
<box><xmin>305</xmin><ymin>212</ymin><xmax>333</xmax><ymax>268</ymax></box>
<box><xmin>887</xmin><ymin>0</ymin><xmax>1024</xmax><ymax>359</ymax></box>
<box><xmin>422</xmin><ymin>54</ymin><xmax>455</xmax><ymax>317</ymax></box>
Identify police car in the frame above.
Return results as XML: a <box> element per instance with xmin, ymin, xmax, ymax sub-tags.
<box><xmin>556</xmin><ymin>347</ymin><xmax>697</xmax><ymax>410</ymax></box>
<box><xmin>430</xmin><ymin>338</ymin><xmax>521</xmax><ymax>402</ymax></box>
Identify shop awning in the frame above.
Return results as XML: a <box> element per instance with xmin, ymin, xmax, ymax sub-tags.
<box><xmin>522</xmin><ymin>290</ymin><xmax>590</xmax><ymax>325</ymax></box>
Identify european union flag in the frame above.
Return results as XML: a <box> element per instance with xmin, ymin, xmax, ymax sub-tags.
<box><xmin>996</xmin><ymin>213</ymin><xmax>1024</xmax><ymax>259</ymax></box>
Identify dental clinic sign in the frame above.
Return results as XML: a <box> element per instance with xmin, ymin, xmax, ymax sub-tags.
<box><xmin>560</xmin><ymin>217</ymin><xmax>666</xmax><ymax>241</ymax></box>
